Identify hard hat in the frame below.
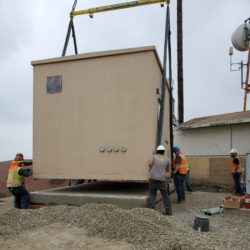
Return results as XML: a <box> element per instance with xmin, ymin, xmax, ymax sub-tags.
<box><xmin>230</xmin><ymin>148</ymin><xmax>237</xmax><ymax>154</ymax></box>
<box><xmin>157</xmin><ymin>145</ymin><xmax>165</xmax><ymax>151</ymax></box>
<box><xmin>173</xmin><ymin>146</ymin><xmax>180</xmax><ymax>154</ymax></box>
<box><xmin>16</xmin><ymin>153</ymin><xmax>24</xmax><ymax>158</ymax></box>
<box><xmin>15</xmin><ymin>153</ymin><xmax>24</xmax><ymax>161</ymax></box>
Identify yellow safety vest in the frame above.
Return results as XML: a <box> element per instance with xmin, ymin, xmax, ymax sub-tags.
<box><xmin>7</xmin><ymin>162</ymin><xmax>24</xmax><ymax>188</ymax></box>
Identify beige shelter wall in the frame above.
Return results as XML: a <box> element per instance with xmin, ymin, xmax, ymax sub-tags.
<box><xmin>33</xmin><ymin>50</ymin><xmax>169</xmax><ymax>180</ymax></box>
<box><xmin>187</xmin><ymin>156</ymin><xmax>246</xmax><ymax>185</ymax></box>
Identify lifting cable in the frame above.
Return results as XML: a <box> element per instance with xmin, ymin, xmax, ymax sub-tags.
<box><xmin>62</xmin><ymin>0</ymin><xmax>169</xmax><ymax>57</ymax></box>
<box><xmin>62</xmin><ymin>0</ymin><xmax>78</xmax><ymax>56</ymax></box>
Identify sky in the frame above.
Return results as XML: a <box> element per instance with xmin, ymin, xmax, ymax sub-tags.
<box><xmin>0</xmin><ymin>0</ymin><xmax>249</xmax><ymax>161</ymax></box>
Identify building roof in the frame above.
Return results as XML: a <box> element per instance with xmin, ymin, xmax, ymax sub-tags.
<box><xmin>178</xmin><ymin>110</ymin><xmax>250</xmax><ymax>129</ymax></box>
<box><xmin>31</xmin><ymin>46</ymin><xmax>162</xmax><ymax>70</ymax></box>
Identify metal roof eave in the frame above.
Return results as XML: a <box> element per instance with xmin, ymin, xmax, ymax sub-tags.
<box><xmin>178</xmin><ymin>119</ymin><xmax>250</xmax><ymax>130</ymax></box>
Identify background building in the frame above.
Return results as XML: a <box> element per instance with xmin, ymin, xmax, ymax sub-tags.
<box><xmin>174</xmin><ymin>111</ymin><xmax>250</xmax><ymax>185</ymax></box>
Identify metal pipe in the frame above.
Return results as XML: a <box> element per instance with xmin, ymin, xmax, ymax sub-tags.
<box><xmin>167</xmin><ymin>5</ymin><xmax>174</xmax><ymax>162</ymax></box>
<box><xmin>241</xmin><ymin>61</ymin><xmax>244</xmax><ymax>89</ymax></box>
<box><xmin>177</xmin><ymin>0</ymin><xmax>184</xmax><ymax>124</ymax></box>
<box><xmin>243</xmin><ymin>48</ymin><xmax>250</xmax><ymax>111</ymax></box>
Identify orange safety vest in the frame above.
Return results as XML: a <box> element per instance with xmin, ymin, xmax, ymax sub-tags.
<box><xmin>178</xmin><ymin>153</ymin><xmax>188</xmax><ymax>175</ymax></box>
<box><xmin>231</xmin><ymin>157</ymin><xmax>241</xmax><ymax>173</ymax></box>
<box><xmin>8</xmin><ymin>161</ymin><xmax>20</xmax><ymax>171</ymax></box>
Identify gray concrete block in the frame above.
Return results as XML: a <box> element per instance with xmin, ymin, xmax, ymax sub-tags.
<box><xmin>30</xmin><ymin>182</ymin><xmax>172</xmax><ymax>208</ymax></box>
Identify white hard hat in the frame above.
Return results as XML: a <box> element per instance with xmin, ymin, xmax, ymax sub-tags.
<box><xmin>157</xmin><ymin>145</ymin><xmax>165</xmax><ymax>151</ymax></box>
<box><xmin>230</xmin><ymin>148</ymin><xmax>237</xmax><ymax>154</ymax></box>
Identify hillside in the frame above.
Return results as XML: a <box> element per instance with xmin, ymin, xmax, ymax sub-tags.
<box><xmin>0</xmin><ymin>161</ymin><xmax>69</xmax><ymax>198</ymax></box>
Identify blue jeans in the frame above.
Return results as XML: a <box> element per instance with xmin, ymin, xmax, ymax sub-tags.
<box><xmin>184</xmin><ymin>171</ymin><xmax>192</xmax><ymax>192</ymax></box>
<box><xmin>148</xmin><ymin>179</ymin><xmax>172</xmax><ymax>215</ymax></box>
<box><xmin>173</xmin><ymin>174</ymin><xmax>185</xmax><ymax>202</ymax></box>
<box><xmin>8</xmin><ymin>186</ymin><xmax>30</xmax><ymax>209</ymax></box>
<box><xmin>232</xmin><ymin>173</ymin><xmax>243</xmax><ymax>195</ymax></box>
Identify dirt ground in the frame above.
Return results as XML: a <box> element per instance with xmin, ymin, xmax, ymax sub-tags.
<box><xmin>0</xmin><ymin>190</ymin><xmax>249</xmax><ymax>250</ymax></box>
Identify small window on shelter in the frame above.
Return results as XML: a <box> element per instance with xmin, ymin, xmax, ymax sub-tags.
<box><xmin>47</xmin><ymin>75</ymin><xmax>62</xmax><ymax>94</ymax></box>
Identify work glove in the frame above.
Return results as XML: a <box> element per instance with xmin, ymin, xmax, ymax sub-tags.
<box><xmin>27</xmin><ymin>169</ymin><xmax>33</xmax><ymax>176</ymax></box>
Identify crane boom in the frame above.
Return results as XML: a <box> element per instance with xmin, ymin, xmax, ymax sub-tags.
<box><xmin>72</xmin><ymin>0</ymin><xmax>168</xmax><ymax>17</ymax></box>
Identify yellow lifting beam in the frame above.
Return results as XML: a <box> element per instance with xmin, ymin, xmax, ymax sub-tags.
<box><xmin>72</xmin><ymin>0</ymin><xmax>169</xmax><ymax>17</ymax></box>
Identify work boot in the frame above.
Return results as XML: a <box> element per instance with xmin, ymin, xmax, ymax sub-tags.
<box><xmin>165</xmin><ymin>209</ymin><xmax>172</xmax><ymax>216</ymax></box>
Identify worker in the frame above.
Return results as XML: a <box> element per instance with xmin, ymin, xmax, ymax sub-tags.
<box><xmin>172</xmin><ymin>146</ymin><xmax>188</xmax><ymax>203</ymax></box>
<box><xmin>148</xmin><ymin>145</ymin><xmax>172</xmax><ymax>216</ymax></box>
<box><xmin>230</xmin><ymin>149</ymin><xmax>244</xmax><ymax>195</ymax></box>
<box><xmin>7</xmin><ymin>153</ymin><xmax>33</xmax><ymax>209</ymax></box>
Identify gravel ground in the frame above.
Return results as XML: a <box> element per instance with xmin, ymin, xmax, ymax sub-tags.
<box><xmin>0</xmin><ymin>191</ymin><xmax>249</xmax><ymax>250</ymax></box>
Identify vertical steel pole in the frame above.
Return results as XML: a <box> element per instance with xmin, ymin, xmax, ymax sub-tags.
<box><xmin>177</xmin><ymin>0</ymin><xmax>184</xmax><ymax>123</ymax></box>
<box><xmin>156</xmin><ymin>4</ymin><xmax>170</xmax><ymax>146</ymax></box>
<box><xmin>167</xmin><ymin>5</ymin><xmax>174</xmax><ymax>162</ymax></box>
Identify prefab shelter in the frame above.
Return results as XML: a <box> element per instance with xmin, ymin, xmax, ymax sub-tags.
<box><xmin>32</xmin><ymin>46</ymin><xmax>171</xmax><ymax>181</ymax></box>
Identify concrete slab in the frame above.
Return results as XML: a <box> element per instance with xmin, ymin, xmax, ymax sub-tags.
<box><xmin>30</xmin><ymin>181</ymin><xmax>175</xmax><ymax>208</ymax></box>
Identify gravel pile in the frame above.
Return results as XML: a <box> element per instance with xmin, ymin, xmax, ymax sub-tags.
<box><xmin>0</xmin><ymin>200</ymin><xmax>249</xmax><ymax>250</ymax></box>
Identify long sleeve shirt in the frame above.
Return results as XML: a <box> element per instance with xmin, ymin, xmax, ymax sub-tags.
<box><xmin>18</xmin><ymin>161</ymin><xmax>33</xmax><ymax>177</ymax></box>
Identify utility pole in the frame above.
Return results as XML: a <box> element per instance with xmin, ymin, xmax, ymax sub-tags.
<box><xmin>177</xmin><ymin>0</ymin><xmax>184</xmax><ymax>123</ymax></box>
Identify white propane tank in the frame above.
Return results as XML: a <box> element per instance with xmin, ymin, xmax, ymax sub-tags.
<box><xmin>231</xmin><ymin>23</ymin><xmax>250</xmax><ymax>51</ymax></box>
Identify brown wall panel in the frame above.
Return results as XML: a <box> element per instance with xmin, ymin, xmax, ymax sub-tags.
<box><xmin>188</xmin><ymin>156</ymin><xmax>246</xmax><ymax>185</ymax></box>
